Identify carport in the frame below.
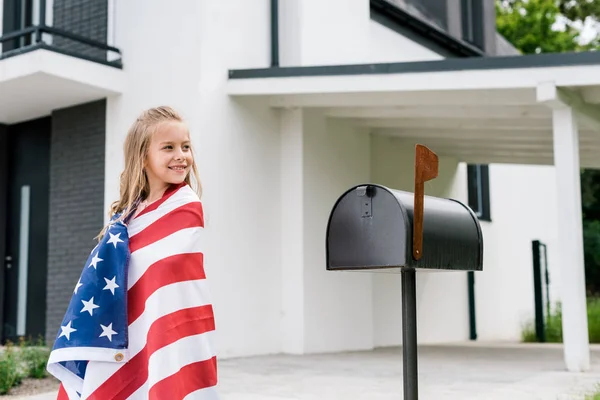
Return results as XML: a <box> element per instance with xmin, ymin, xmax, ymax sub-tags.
<box><xmin>226</xmin><ymin>51</ymin><xmax>600</xmax><ymax>373</ymax></box>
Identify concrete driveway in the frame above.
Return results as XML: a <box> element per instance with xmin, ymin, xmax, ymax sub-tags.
<box><xmin>17</xmin><ymin>342</ymin><xmax>600</xmax><ymax>399</ymax></box>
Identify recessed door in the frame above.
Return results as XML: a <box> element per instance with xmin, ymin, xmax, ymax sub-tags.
<box><xmin>2</xmin><ymin>117</ymin><xmax>50</xmax><ymax>343</ymax></box>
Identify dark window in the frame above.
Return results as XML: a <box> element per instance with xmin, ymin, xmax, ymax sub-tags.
<box><xmin>467</xmin><ymin>164</ymin><xmax>491</xmax><ymax>221</ymax></box>
<box><xmin>2</xmin><ymin>0</ymin><xmax>35</xmax><ymax>52</ymax></box>
<box><xmin>461</xmin><ymin>0</ymin><xmax>485</xmax><ymax>49</ymax></box>
<box><xmin>404</xmin><ymin>0</ymin><xmax>448</xmax><ymax>30</ymax></box>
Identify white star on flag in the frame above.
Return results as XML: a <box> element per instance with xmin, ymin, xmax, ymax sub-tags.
<box><xmin>81</xmin><ymin>297</ymin><xmax>100</xmax><ymax>316</ymax></box>
<box><xmin>107</xmin><ymin>232</ymin><xmax>124</xmax><ymax>248</ymax></box>
<box><xmin>74</xmin><ymin>279</ymin><xmax>83</xmax><ymax>294</ymax></box>
<box><xmin>88</xmin><ymin>253</ymin><xmax>103</xmax><ymax>269</ymax></box>
<box><xmin>99</xmin><ymin>323</ymin><xmax>117</xmax><ymax>342</ymax></box>
<box><xmin>103</xmin><ymin>276</ymin><xmax>119</xmax><ymax>295</ymax></box>
<box><xmin>59</xmin><ymin>321</ymin><xmax>77</xmax><ymax>340</ymax></box>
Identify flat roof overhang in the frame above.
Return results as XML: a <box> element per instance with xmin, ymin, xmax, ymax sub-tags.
<box><xmin>0</xmin><ymin>47</ymin><xmax>124</xmax><ymax>124</ymax></box>
<box><xmin>227</xmin><ymin>51</ymin><xmax>600</xmax><ymax>168</ymax></box>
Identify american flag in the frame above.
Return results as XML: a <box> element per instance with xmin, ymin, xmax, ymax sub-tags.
<box><xmin>47</xmin><ymin>183</ymin><xmax>218</xmax><ymax>399</ymax></box>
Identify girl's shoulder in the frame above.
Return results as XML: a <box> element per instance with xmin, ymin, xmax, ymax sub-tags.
<box><xmin>171</xmin><ymin>182</ymin><xmax>201</xmax><ymax>204</ymax></box>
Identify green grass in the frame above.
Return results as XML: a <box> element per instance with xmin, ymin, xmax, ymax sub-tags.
<box><xmin>522</xmin><ymin>297</ymin><xmax>600</xmax><ymax>343</ymax></box>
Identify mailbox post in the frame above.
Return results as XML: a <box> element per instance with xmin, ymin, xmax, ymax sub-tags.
<box><xmin>326</xmin><ymin>145</ymin><xmax>483</xmax><ymax>400</ymax></box>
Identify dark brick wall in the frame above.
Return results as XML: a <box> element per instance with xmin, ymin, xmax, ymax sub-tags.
<box><xmin>45</xmin><ymin>100</ymin><xmax>106</xmax><ymax>344</ymax></box>
<box><xmin>52</xmin><ymin>0</ymin><xmax>108</xmax><ymax>60</ymax></box>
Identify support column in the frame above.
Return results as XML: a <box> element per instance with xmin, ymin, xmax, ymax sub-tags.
<box><xmin>280</xmin><ymin>108</ymin><xmax>305</xmax><ymax>354</ymax></box>
<box><xmin>538</xmin><ymin>82</ymin><xmax>590</xmax><ymax>372</ymax></box>
<box><xmin>551</xmin><ymin>106</ymin><xmax>590</xmax><ymax>372</ymax></box>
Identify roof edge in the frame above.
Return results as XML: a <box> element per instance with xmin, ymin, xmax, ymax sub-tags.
<box><xmin>228</xmin><ymin>51</ymin><xmax>600</xmax><ymax>79</ymax></box>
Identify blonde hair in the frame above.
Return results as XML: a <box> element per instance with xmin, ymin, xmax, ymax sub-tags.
<box><xmin>97</xmin><ymin>106</ymin><xmax>201</xmax><ymax>240</ymax></box>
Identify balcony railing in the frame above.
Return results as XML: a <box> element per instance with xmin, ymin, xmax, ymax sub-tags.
<box><xmin>0</xmin><ymin>24</ymin><xmax>122</xmax><ymax>68</ymax></box>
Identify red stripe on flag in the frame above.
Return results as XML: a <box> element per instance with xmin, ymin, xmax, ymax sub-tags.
<box><xmin>149</xmin><ymin>357</ymin><xmax>218</xmax><ymax>400</ymax></box>
<box><xmin>129</xmin><ymin>202</ymin><xmax>204</xmax><ymax>253</ymax></box>
<box><xmin>56</xmin><ymin>383</ymin><xmax>69</xmax><ymax>400</ymax></box>
<box><xmin>128</xmin><ymin>252</ymin><xmax>206</xmax><ymax>324</ymax></box>
<box><xmin>134</xmin><ymin>182</ymin><xmax>187</xmax><ymax>219</ymax></box>
<box><xmin>87</xmin><ymin>305</ymin><xmax>215</xmax><ymax>400</ymax></box>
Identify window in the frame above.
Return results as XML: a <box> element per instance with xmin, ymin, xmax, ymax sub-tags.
<box><xmin>461</xmin><ymin>0</ymin><xmax>485</xmax><ymax>49</ymax></box>
<box><xmin>404</xmin><ymin>0</ymin><xmax>448</xmax><ymax>30</ymax></box>
<box><xmin>467</xmin><ymin>164</ymin><xmax>491</xmax><ymax>221</ymax></box>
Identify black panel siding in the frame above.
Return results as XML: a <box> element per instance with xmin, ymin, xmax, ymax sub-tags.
<box><xmin>52</xmin><ymin>0</ymin><xmax>108</xmax><ymax>60</ymax></box>
<box><xmin>45</xmin><ymin>100</ymin><xmax>106</xmax><ymax>344</ymax></box>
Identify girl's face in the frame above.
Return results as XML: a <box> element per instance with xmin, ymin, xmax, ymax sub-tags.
<box><xmin>145</xmin><ymin>121</ymin><xmax>194</xmax><ymax>190</ymax></box>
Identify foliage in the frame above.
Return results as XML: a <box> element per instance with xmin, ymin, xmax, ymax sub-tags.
<box><xmin>584</xmin><ymin>220</ymin><xmax>600</xmax><ymax>295</ymax></box>
<box><xmin>558</xmin><ymin>0</ymin><xmax>600</xmax><ymax>22</ymax></box>
<box><xmin>496</xmin><ymin>0</ymin><xmax>583</xmax><ymax>53</ymax></box>
<box><xmin>0</xmin><ymin>342</ymin><xmax>20</xmax><ymax>395</ymax></box>
<box><xmin>18</xmin><ymin>336</ymin><xmax>50</xmax><ymax>379</ymax></box>
<box><xmin>585</xmin><ymin>386</ymin><xmax>600</xmax><ymax>400</ymax></box>
<box><xmin>521</xmin><ymin>298</ymin><xmax>600</xmax><ymax>343</ymax></box>
<box><xmin>498</xmin><ymin>0</ymin><xmax>600</xmax><ymax>29</ymax></box>
<box><xmin>0</xmin><ymin>337</ymin><xmax>51</xmax><ymax>395</ymax></box>
<box><xmin>582</xmin><ymin>171</ymin><xmax>600</xmax><ymax>295</ymax></box>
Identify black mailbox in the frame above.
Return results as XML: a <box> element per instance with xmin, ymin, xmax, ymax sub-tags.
<box><xmin>325</xmin><ymin>145</ymin><xmax>484</xmax><ymax>400</ymax></box>
<box><xmin>325</xmin><ymin>184</ymin><xmax>483</xmax><ymax>272</ymax></box>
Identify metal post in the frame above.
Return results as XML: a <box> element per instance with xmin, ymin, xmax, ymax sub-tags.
<box><xmin>542</xmin><ymin>243</ymin><xmax>551</xmax><ymax>319</ymax></box>
<box><xmin>36</xmin><ymin>0</ymin><xmax>47</xmax><ymax>43</ymax></box>
<box><xmin>270</xmin><ymin>0</ymin><xmax>279</xmax><ymax>67</ymax></box>
<box><xmin>468</xmin><ymin>271</ymin><xmax>477</xmax><ymax>340</ymax></box>
<box><xmin>532</xmin><ymin>240</ymin><xmax>546</xmax><ymax>342</ymax></box>
<box><xmin>402</xmin><ymin>267</ymin><xmax>418</xmax><ymax>400</ymax></box>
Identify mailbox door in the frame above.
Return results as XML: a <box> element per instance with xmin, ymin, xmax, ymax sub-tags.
<box><xmin>326</xmin><ymin>185</ymin><xmax>409</xmax><ymax>270</ymax></box>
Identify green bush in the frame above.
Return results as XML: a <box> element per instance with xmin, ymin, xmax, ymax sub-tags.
<box><xmin>0</xmin><ymin>342</ymin><xmax>21</xmax><ymax>395</ymax></box>
<box><xmin>588</xmin><ymin>298</ymin><xmax>600</xmax><ymax>343</ymax></box>
<box><xmin>585</xmin><ymin>384</ymin><xmax>600</xmax><ymax>400</ymax></box>
<box><xmin>522</xmin><ymin>298</ymin><xmax>600</xmax><ymax>343</ymax></box>
<box><xmin>19</xmin><ymin>346</ymin><xmax>50</xmax><ymax>379</ymax></box>
<box><xmin>18</xmin><ymin>336</ymin><xmax>50</xmax><ymax>379</ymax></box>
<box><xmin>0</xmin><ymin>336</ymin><xmax>52</xmax><ymax>395</ymax></box>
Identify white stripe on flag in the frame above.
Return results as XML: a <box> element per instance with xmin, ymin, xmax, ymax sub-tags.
<box><xmin>127</xmin><ymin>331</ymin><xmax>217</xmax><ymax>399</ymax></box>
<box><xmin>183</xmin><ymin>387</ymin><xmax>221</xmax><ymax>400</ymax></box>
<box><xmin>48</xmin><ymin>346</ymin><xmax>129</xmax><ymax>365</ymax></box>
<box><xmin>127</xmin><ymin>226</ymin><xmax>205</xmax><ymax>289</ymax></box>
<box><xmin>128</xmin><ymin>186</ymin><xmax>199</xmax><ymax>237</ymax></box>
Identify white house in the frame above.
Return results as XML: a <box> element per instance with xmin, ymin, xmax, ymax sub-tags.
<box><xmin>0</xmin><ymin>0</ymin><xmax>597</xmax><ymax>373</ymax></box>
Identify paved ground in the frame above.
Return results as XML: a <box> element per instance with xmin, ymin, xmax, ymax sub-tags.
<box><xmin>15</xmin><ymin>342</ymin><xmax>600</xmax><ymax>399</ymax></box>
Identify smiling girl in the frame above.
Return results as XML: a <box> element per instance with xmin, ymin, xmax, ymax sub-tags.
<box><xmin>107</xmin><ymin>106</ymin><xmax>203</xmax><ymax>222</ymax></box>
<box><xmin>49</xmin><ymin>106</ymin><xmax>218</xmax><ymax>399</ymax></box>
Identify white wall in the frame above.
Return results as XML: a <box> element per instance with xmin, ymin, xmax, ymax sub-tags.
<box><xmin>475</xmin><ymin>164</ymin><xmax>560</xmax><ymax>342</ymax></box>
<box><xmin>106</xmin><ymin>0</ymin><xmax>282</xmax><ymax>359</ymax></box>
<box><xmin>279</xmin><ymin>0</ymin><xmax>370</xmax><ymax>66</ymax></box>
<box><xmin>280</xmin><ymin>109</ymin><xmax>373</xmax><ymax>355</ymax></box>
<box><xmin>370</xmin><ymin>135</ymin><xmax>469</xmax><ymax>347</ymax></box>
<box><xmin>278</xmin><ymin>0</ymin><xmax>443</xmax><ymax>67</ymax></box>
<box><xmin>302</xmin><ymin>111</ymin><xmax>373</xmax><ymax>353</ymax></box>
<box><xmin>368</xmin><ymin>20</ymin><xmax>444</xmax><ymax>63</ymax></box>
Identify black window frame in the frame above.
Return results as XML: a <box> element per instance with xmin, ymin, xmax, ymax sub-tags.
<box><xmin>467</xmin><ymin>164</ymin><xmax>491</xmax><ymax>222</ymax></box>
<box><xmin>461</xmin><ymin>0</ymin><xmax>485</xmax><ymax>50</ymax></box>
